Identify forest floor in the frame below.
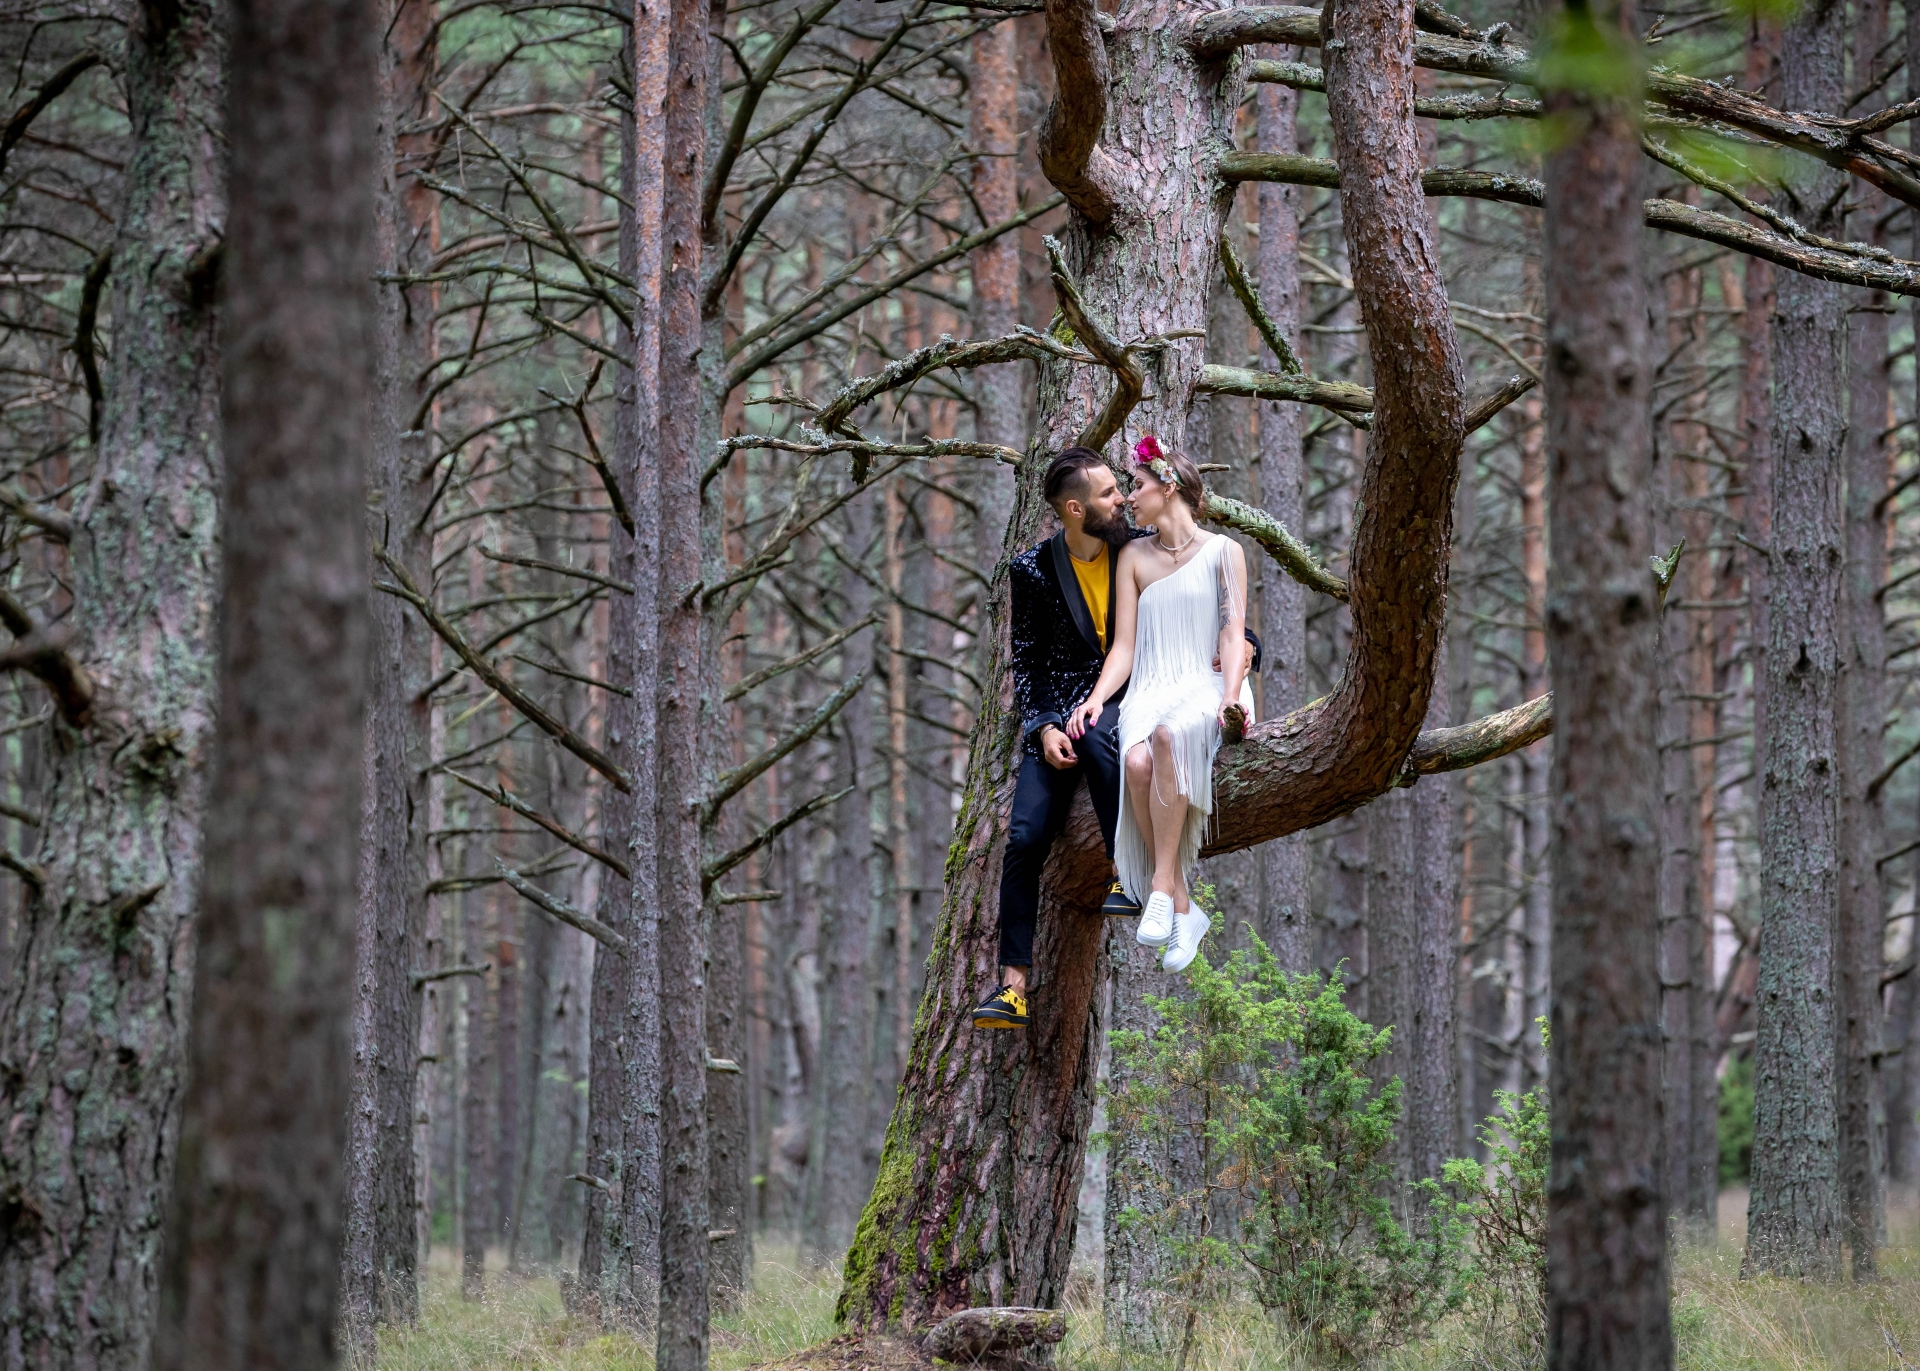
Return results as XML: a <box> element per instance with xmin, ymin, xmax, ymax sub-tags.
<box><xmin>372</xmin><ymin>1190</ymin><xmax>1920</xmax><ymax>1371</ymax></box>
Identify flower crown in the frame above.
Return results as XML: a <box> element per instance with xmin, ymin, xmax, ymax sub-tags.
<box><xmin>1132</xmin><ymin>434</ymin><xmax>1178</xmax><ymax>488</ymax></box>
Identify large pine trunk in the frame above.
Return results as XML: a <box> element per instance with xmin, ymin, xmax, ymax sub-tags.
<box><xmin>839</xmin><ymin>0</ymin><xmax>1465</xmax><ymax>1328</ymax></box>
<box><xmin>1746</xmin><ymin>0</ymin><xmax>1847</xmax><ymax>1281</ymax></box>
<box><xmin>0</xmin><ymin>1</ymin><xmax>226</xmax><ymax>1362</ymax></box>
<box><xmin>1540</xmin><ymin>0</ymin><xmax>1671</xmax><ymax>1363</ymax></box>
<box><xmin>152</xmin><ymin>0</ymin><xmax>376</xmax><ymax>1352</ymax></box>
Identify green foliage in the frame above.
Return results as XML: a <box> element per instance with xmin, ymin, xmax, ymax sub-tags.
<box><xmin>1438</xmin><ymin>1022</ymin><xmax>1550</xmax><ymax>1368</ymax></box>
<box><xmin>1106</xmin><ymin>936</ymin><xmax>1470</xmax><ymax>1365</ymax></box>
<box><xmin>1717</xmin><ymin>1053</ymin><xmax>1754</xmax><ymax>1187</ymax></box>
<box><xmin>1533</xmin><ymin>9</ymin><xmax>1642</xmax><ymax>103</ymax></box>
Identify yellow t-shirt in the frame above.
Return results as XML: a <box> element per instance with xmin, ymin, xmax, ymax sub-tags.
<box><xmin>1069</xmin><ymin>544</ymin><xmax>1111</xmax><ymax>651</ymax></box>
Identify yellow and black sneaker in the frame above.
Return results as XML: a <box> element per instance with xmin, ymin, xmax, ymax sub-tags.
<box><xmin>972</xmin><ymin>985</ymin><xmax>1030</xmax><ymax>1029</ymax></box>
<box><xmin>1101</xmin><ymin>880</ymin><xmax>1141</xmax><ymax>917</ymax></box>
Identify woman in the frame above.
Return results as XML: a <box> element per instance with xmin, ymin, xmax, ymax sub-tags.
<box><xmin>1066</xmin><ymin>435</ymin><xmax>1252</xmax><ymax>973</ymax></box>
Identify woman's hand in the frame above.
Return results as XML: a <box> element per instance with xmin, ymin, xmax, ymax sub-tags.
<box><xmin>1066</xmin><ymin>697</ymin><xmax>1104</xmax><ymax>740</ymax></box>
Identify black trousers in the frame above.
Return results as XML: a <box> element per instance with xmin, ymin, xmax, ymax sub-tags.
<box><xmin>997</xmin><ymin>712</ymin><xmax>1123</xmax><ymax>968</ymax></box>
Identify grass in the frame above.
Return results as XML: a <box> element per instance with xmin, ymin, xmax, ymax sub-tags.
<box><xmin>373</xmin><ymin>1191</ymin><xmax>1920</xmax><ymax>1370</ymax></box>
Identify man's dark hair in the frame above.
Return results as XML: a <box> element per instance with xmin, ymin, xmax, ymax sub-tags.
<box><xmin>1043</xmin><ymin>447</ymin><xmax>1110</xmax><ymax>512</ymax></box>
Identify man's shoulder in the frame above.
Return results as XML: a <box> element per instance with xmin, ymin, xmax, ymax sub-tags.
<box><xmin>1010</xmin><ymin>534</ymin><xmax>1057</xmax><ymax>580</ymax></box>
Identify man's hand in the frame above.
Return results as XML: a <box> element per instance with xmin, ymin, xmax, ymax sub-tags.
<box><xmin>1040</xmin><ymin>725</ymin><xmax>1077</xmax><ymax>769</ymax></box>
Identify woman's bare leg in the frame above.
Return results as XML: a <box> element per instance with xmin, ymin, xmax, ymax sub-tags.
<box><xmin>1148</xmin><ymin>726</ymin><xmax>1190</xmax><ymax>909</ymax></box>
<box><xmin>1124</xmin><ymin>742</ymin><xmax>1161</xmax><ymax>893</ymax></box>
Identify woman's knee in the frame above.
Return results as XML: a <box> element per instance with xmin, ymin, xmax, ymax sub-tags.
<box><xmin>1150</xmin><ymin>724</ymin><xmax>1174</xmax><ymax>752</ymax></box>
<box><xmin>1124</xmin><ymin>743</ymin><xmax>1153</xmax><ymax>785</ymax></box>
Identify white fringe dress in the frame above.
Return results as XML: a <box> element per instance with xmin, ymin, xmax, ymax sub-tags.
<box><xmin>1113</xmin><ymin>532</ymin><xmax>1254</xmax><ymax>905</ymax></box>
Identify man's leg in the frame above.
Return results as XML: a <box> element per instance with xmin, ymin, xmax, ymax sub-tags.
<box><xmin>1080</xmin><ymin>711</ymin><xmax>1139</xmax><ymax>915</ymax></box>
<box><xmin>976</xmin><ymin>749</ymin><xmax>1077</xmax><ymax>1025</ymax></box>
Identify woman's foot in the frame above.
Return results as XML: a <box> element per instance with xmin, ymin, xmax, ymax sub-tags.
<box><xmin>1137</xmin><ymin>891</ymin><xmax>1175</xmax><ymax>946</ymax></box>
<box><xmin>972</xmin><ymin>984</ymin><xmax>1029</xmax><ymax>1029</ymax></box>
<box><xmin>1161</xmin><ymin>907</ymin><xmax>1211</xmax><ymax>973</ymax></box>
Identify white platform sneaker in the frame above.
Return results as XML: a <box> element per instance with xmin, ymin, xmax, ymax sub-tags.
<box><xmin>1160</xmin><ymin>907</ymin><xmax>1212</xmax><ymax>973</ymax></box>
<box><xmin>1136</xmin><ymin>891</ymin><xmax>1175</xmax><ymax>947</ymax></box>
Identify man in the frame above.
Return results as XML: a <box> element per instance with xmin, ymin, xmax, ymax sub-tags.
<box><xmin>973</xmin><ymin>447</ymin><xmax>1144</xmax><ymax>1030</ymax></box>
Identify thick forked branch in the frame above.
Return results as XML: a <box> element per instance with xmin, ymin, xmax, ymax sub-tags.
<box><xmin>1220</xmin><ymin>151</ymin><xmax>1920</xmax><ymax>297</ymax></box>
<box><xmin>373</xmin><ymin>547</ymin><xmax>632</xmax><ymax>792</ymax></box>
<box><xmin>496</xmin><ymin>863</ymin><xmax>629</xmax><ymax>952</ymax></box>
<box><xmin>1046</xmin><ymin>236</ymin><xmax>1143</xmax><ymax>451</ymax></box>
<box><xmin>1196</xmin><ymin>364</ymin><xmax>1536</xmax><ymax>432</ymax></box>
<box><xmin>0</xmin><ymin>486</ymin><xmax>74</xmax><ymax>542</ymax></box>
<box><xmin>1204</xmin><ymin>494</ymin><xmax>1348</xmax><ymax>600</ymax></box>
<box><xmin>815</xmin><ymin>331</ymin><xmax>1095</xmax><ymax>435</ymax></box>
<box><xmin>1189</xmin><ymin>6</ymin><xmax>1920</xmax><ymax>210</ymax></box>
<box><xmin>1037</xmin><ymin>0</ymin><xmax>1123</xmax><ymax>223</ymax></box>
<box><xmin>1400</xmin><ymin>692</ymin><xmax>1552</xmax><ymax>782</ymax></box>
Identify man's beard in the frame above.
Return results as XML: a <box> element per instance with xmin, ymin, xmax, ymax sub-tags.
<box><xmin>1082</xmin><ymin>505</ymin><xmax>1134</xmax><ymax>547</ymax></box>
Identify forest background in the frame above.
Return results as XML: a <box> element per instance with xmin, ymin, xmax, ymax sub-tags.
<box><xmin>3</xmin><ymin>0</ymin><xmax>1919</xmax><ymax>1363</ymax></box>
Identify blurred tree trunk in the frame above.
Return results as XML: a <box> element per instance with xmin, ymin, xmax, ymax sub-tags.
<box><xmin>1254</xmin><ymin>67</ymin><xmax>1310</xmax><ymax>972</ymax></box>
<box><xmin>342</xmin><ymin>0</ymin><xmax>438</xmax><ymax>1339</ymax></box>
<box><xmin>0</xmin><ymin>0</ymin><xmax>226</xmax><ymax>1361</ymax></box>
<box><xmin>461</xmin><ymin>894</ymin><xmax>496</xmax><ymax>1294</ymax></box>
<box><xmin>1747</xmin><ymin>0</ymin><xmax>1847</xmax><ymax>1282</ymax></box>
<box><xmin>1541</xmin><ymin>0</ymin><xmax>1671</xmax><ymax>1362</ymax></box>
<box><xmin>152</xmin><ymin>0</ymin><xmax>375</xmax><ymax>1354</ymax></box>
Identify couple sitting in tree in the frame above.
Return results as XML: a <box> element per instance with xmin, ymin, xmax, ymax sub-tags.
<box><xmin>974</xmin><ymin>437</ymin><xmax>1256</xmax><ymax>1030</ymax></box>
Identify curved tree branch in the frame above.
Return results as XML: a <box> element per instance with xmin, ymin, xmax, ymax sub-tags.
<box><xmin>1036</xmin><ymin>0</ymin><xmax>1124</xmax><ymax>223</ymax></box>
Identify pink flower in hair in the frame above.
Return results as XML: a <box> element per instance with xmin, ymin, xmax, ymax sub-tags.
<box><xmin>1131</xmin><ymin>434</ymin><xmax>1177</xmax><ymax>487</ymax></box>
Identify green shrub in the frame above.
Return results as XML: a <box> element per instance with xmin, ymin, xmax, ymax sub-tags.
<box><xmin>1440</xmin><ymin>1023</ymin><xmax>1549</xmax><ymax>1367</ymax></box>
<box><xmin>1106</xmin><ymin>935</ymin><xmax>1470</xmax><ymax>1366</ymax></box>
<box><xmin>1717</xmin><ymin>1053</ymin><xmax>1753</xmax><ymax>1186</ymax></box>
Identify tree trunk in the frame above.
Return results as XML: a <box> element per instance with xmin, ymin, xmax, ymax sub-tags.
<box><xmin>1541</xmin><ymin>0</ymin><xmax>1672</xmax><ymax>1363</ymax></box>
<box><xmin>1899</xmin><ymin>7</ymin><xmax>1920</xmax><ymax>1190</ymax></box>
<box><xmin>969</xmin><ymin>15</ymin><xmax>1023</xmax><ymax>564</ymax></box>
<box><xmin>1254</xmin><ymin>69</ymin><xmax>1310</xmax><ymax>973</ymax></box>
<box><xmin>1837</xmin><ymin>0</ymin><xmax>1890</xmax><ymax>1271</ymax></box>
<box><xmin>151</xmin><ymin>0</ymin><xmax>375</xmax><ymax>1354</ymax></box>
<box><xmin>655</xmin><ymin>0</ymin><xmax>712</xmax><ymax>1356</ymax></box>
<box><xmin>1746</xmin><ymin>0</ymin><xmax>1847</xmax><ymax>1282</ymax></box>
<box><xmin>0</xmin><ymin>0</ymin><xmax>225</xmax><ymax>1363</ymax></box>
<box><xmin>577</xmin><ymin>0</ymin><xmax>667</xmax><ymax>1320</ymax></box>
<box><xmin>839</xmin><ymin>0</ymin><xmax>1465</xmax><ymax>1329</ymax></box>
<box><xmin>341</xmin><ymin>0</ymin><xmax>437</xmax><ymax>1337</ymax></box>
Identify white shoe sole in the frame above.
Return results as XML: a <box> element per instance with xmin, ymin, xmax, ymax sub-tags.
<box><xmin>1136</xmin><ymin>892</ymin><xmax>1174</xmax><ymax>947</ymax></box>
<box><xmin>1161</xmin><ymin>910</ymin><xmax>1211</xmax><ymax>973</ymax></box>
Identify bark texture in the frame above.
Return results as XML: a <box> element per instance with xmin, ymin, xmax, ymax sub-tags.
<box><xmin>342</xmin><ymin>0</ymin><xmax>438</xmax><ymax>1334</ymax></box>
<box><xmin>1746</xmin><ymin>0</ymin><xmax>1846</xmax><ymax>1282</ymax></box>
<box><xmin>577</xmin><ymin>0</ymin><xmax>667</xmax><ymax>1320</ymax></box>
<box><xmin>838</xmin><ymin>0</ymin><xmax>1464</xmax><ymax>1331</ymax></box>
<box><xmin>1834</xmin><ymin>0</ymin><xmax>1890</xmax><ymax>1278</ymax></box>
<box><xmin>655</xmin><ymin>0</ymin><xmax>711</xmax><ymax>1354</ymax></box>
<box><xmin>0</xmin><ymin>0</ymin><xmax>226</xmax><ymax>1363</ymax></box>
<box><xmin>151</xmin><ymin>0</ymin><xmax>376</xmax><ymax>1356</ymax></box>
<box><xmin>1540</xmin><ymin>1</ymin><xmax>1672</xmax><ymax>1365</ymax></box>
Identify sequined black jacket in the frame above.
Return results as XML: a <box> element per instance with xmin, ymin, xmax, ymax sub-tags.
<box><xmin>1009</xmin><ymin>529</ymin><xmax>1144</xmax><ymax>753</ymax></box>
<box><xmin>1009</xmin><ymin>528</ymin><xmax>1263</xmax><ymax>755</ymax></box>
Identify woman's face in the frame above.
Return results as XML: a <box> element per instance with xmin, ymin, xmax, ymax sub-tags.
<box><xmin>1127</xmin><ymin>470</ymin><xmax>1173</xmax><ymax>525</ymax></box>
